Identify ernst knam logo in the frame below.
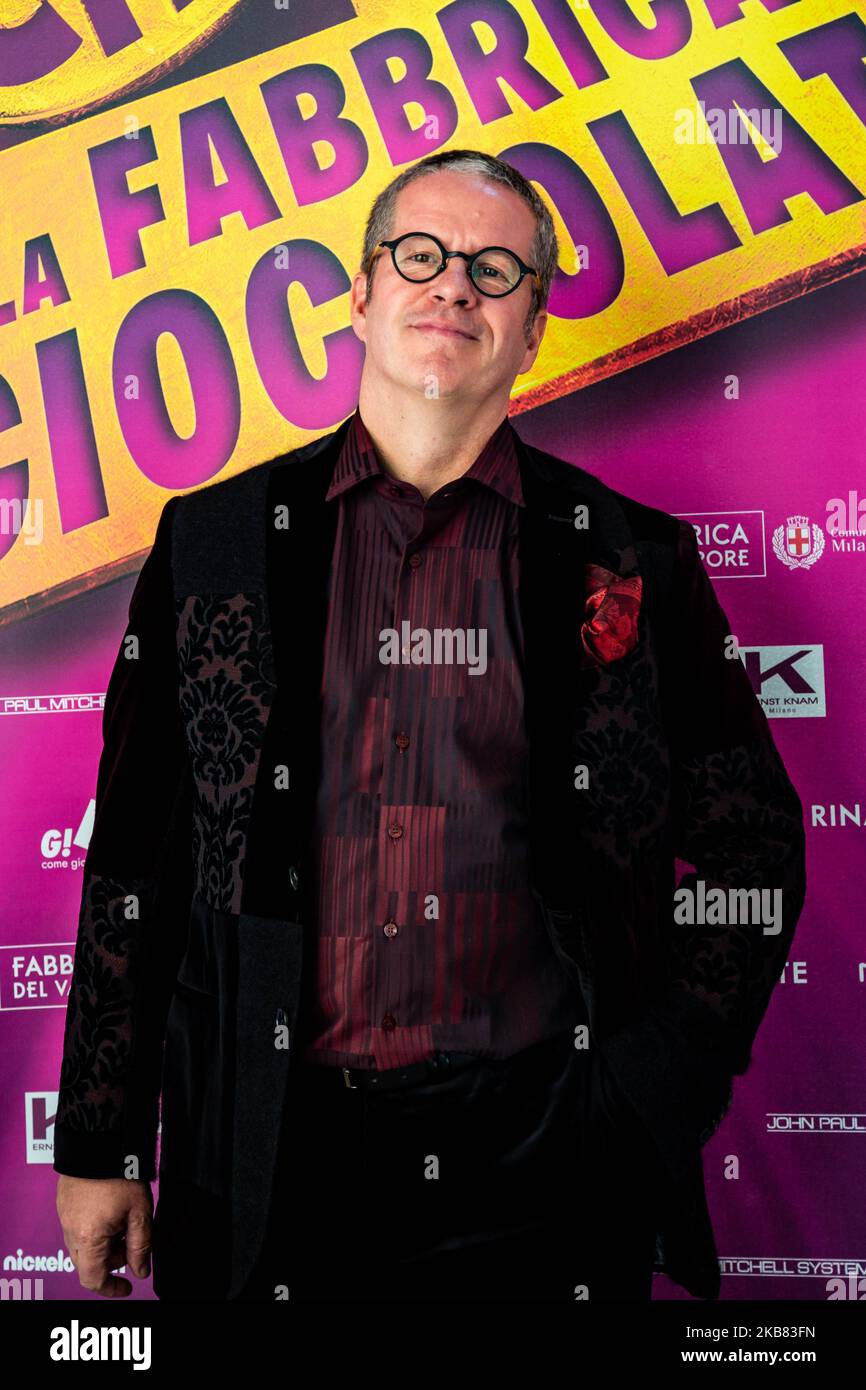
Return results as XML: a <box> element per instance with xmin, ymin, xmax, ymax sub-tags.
<box><xmin>740</xmin><ymin>643</ymin><xmax>825</xmax><ymax>718</ymax></box>
<box><xmin>25</xmin><ymin>1090</ymin><xmax>58</xmax><ymax>1165</ymax></box>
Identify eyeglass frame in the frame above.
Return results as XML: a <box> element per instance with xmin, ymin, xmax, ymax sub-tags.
<box><xmin>365</xmin><ymin>231</ymin><xmax>541</xmax><ymax>298</ymax></box>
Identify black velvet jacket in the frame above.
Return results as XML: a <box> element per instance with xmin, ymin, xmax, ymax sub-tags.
<box><xmin>53</xmin><ymin>415</ymin><xmax>807</xmax><ymax>1300</ymax></box>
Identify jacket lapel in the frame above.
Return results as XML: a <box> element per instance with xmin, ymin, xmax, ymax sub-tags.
<box><xmin>513</xmin><ymin>432</ymin><xmax>668</xmax><ymax>1033</ymax></box>
<box><xmin>227</xmin><ymin>417</ymin><xmax>350</xmax><ymax>1300</ymax></box>
<box><xmin>514</xmin><ymin>430</ymin><xmax>644</xmax><ymax>896</ymax></box>
<box><xmin>240</xmin><ymin>416</ymin><xmax>352</xmax><ymax>922</ymax></box>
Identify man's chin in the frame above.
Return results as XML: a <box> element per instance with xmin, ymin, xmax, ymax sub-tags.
<box><xmin>411</xmin><ymin>373</ymin><xmax>472</xmax><ymax>399</ymax></box>
<box><xmin>394</xmin><ymin>360</ymin><xmax>473</xmax><ymax>396</ymax></box>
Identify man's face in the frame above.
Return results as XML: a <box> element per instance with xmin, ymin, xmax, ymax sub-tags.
<box><xmin>350</xmin><ymin>170</ymin><xmax>549</xmax><ymax>405</ymax></box>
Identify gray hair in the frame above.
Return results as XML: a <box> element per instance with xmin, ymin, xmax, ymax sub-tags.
<box><xmin>360</xmin><ymin>149</ymin><xmax>559</xmax><ymax>340</ymax></box>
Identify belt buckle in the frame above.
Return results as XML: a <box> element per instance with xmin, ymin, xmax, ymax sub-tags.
<box><xmin>342</xmin><ymin>1066</ymin><xmax>358</xmax><ymax>1090</ymax></box>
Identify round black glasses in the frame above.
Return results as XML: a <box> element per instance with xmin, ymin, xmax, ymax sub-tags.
<box><xmin>367</xmin><ymin>232</ymin><xmax>540</xmax><ymax>298</ymax></box>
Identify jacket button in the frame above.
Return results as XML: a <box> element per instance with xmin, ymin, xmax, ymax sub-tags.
<box><xmin>289</xmin><ymin>865</ymin><xmax>299</xmax><ymax>891</ymax></box>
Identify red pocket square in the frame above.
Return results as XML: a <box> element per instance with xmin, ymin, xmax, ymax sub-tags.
<box><xmin>580</xmin><ymin>564</ymin><xmax>643</xmax><ymax>664</ymax></box>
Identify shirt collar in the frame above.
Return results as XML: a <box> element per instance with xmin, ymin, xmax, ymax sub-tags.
<box><xmin>326</xmin><ymin>407</ymin><xmax>525</xmax><ymax>508</ymax></box>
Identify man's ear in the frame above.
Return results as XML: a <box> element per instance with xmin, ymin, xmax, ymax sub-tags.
<box><xmin>519</xmin><ymin>307</ymin><xmax>548</xmax><ymax>375</ymax></box>
<box><xmin>349</xmin><ymin>270</ymin><xmax>370</xmax><ymax>342</ymax></box>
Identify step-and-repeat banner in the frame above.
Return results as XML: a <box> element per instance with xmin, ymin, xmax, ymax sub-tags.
<box><xmin>1</xmin><ymin>0</ymin><xmax>864</xmax><ymax>1301</ymax></box>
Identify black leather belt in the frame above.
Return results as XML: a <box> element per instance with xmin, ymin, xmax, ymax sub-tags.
<box><xmin>297</xmin><ymin>1050</ymin><xmax>484</xmax><ymax>1092</ymax></box>
<box><xmin>296</xmin><ymin>1032</ymin><xmax>574</xmax><ymax>1092</ymax></box>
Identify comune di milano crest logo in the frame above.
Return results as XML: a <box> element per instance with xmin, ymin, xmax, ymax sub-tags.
<box><xmin>772</xmin><ymin>515</ymin><xmax>825</xmax><ymax>570</ymax></box>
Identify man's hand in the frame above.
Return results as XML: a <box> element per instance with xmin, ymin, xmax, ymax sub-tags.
<box><xmin>56</xmin><ymin>1175</ymin><xmax>153</xmax><ymax>1297</ymax></box>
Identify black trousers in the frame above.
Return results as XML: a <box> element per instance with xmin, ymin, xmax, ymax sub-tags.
<box><xmin>229</xmin><ymin>1030</ymin><xmax>662</xmax><ymax>1303</ymax></box>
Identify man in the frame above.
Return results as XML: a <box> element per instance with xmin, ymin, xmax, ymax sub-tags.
<box><xmin>54</xmin><ymin>148</ymin><xmax>806</xmax><ymax>1303</ymax></box>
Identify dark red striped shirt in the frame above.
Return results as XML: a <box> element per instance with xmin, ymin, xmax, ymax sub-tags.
<box><xmin>298</xmin><ymin>407</ymin><xmax>580</xmax><ymax>1068</ymax></box>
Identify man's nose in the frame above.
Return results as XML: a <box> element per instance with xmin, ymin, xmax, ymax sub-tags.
<box><xmin>428</xmin><ymin>256</ymin><xmax>479</xmax><ymax>302</ymax></box>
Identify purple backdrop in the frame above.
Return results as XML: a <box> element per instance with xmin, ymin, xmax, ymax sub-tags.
<box><xmin>2</xmin><ymin>191</ymin><xmax>863</xmax><ymax>1306</ymax></box>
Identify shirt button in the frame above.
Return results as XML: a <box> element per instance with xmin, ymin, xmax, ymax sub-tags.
<box><xmin>382</xmin><ymin>1014</ymin><xmax>397</xmax><ymax>1032</ymax></box>
<box><xmin>408</xmin><ymin>553</ymin><xmax>422</xmax><ymax>569</ymax></box>
<box><xmin>383</xmin><ymin>921</ymin><xmax>398</xmax><ymax>938</ymax></box>
<box><xmin>387</xmin><ymin>823</ymin><xmax>403</xmax><ymax>840</ymax></box>
<box><xmin>395</xmin><ymin>732</ymin><xmax>409</xmax><ymax>750</ymax></box>
<box><xmin>389</xmin><ymin>484</ymin><xmax>402</xmax><ymax>497</ymax></box>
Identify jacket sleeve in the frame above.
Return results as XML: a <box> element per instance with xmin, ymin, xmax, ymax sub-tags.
<box><xmin>598</xmin><ymin>520</ymin><xmax>807</xmax><ymax>1185</ymax></box>
<box><xmin>53</xmin><ymin>496</ymin><xmax>194</xmax><ymax>1181</ymax></box>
